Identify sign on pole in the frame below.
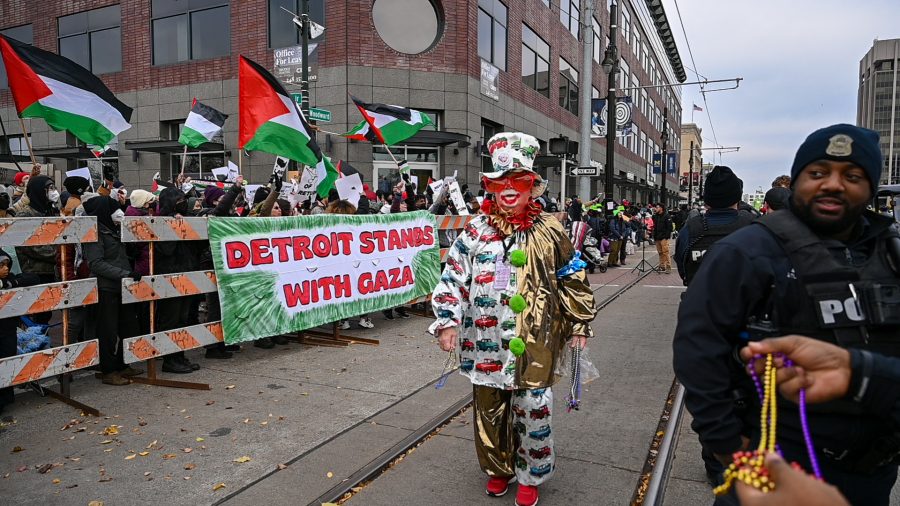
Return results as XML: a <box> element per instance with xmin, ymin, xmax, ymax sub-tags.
<box><xmin>570</xmin><ymin>167</ymin><xmax>598</xmax><ymax>177</ymax></box>
<box><xmin>480</xmin><ymin>59</ymin><xmax>500</xmax><ymax>101</ymax></box>
<box><xmin>309</xmin><ymin>108</ymin><xmax>331</xmax><ymax>122</ymax></box>
<box><xmin>274</xmin><ymin>44</ymin><xmax>318</xmax><ymax>84</ymax></box>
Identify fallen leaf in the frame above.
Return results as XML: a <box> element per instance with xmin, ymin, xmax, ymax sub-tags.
<box><xmin>101</xmin><ymin>426</ymin><xmax>119</xmax><ymax>436</ymax></box>
<box><xmin>182</xmin><ymin>448</ymin><xmax>192</xmax><ymax>453</ymax></box>
<box><xmin>225</xmin><ymin>385</ymin><xmax>235</xmax><ymax>390</ymax></box>
<box><xmin>65</xmin><ymin>484</ymin><xmax>77</xmax><ymax>489</ymax></box>
<box><xmin>75</xmin><ymin>427</ymin><xmax>86</xmax><ymax>433</ymax></box>
<box><xmin>233</xmin><ymin>456</ymin><xmax>251</xmax><ymax>463</ymax></box>
<box><xmin>243</xmin><ymin>418</ymin><xmax>250</xmax><ymax>424</ymax></box>
<box><xmin>52</xmin><ymin>479</ymin><xmax>60</xmax><ymax>484</ymax></box>
<box><xmin>146</xmin><ymin>440</ymin><xmax>157</xmax><ymax>449</ymax></box>
<box><xmin>88</xmin><ymin>502</ymin><xmax>104</xmax><ymax>506</ymax></box>
<box><xmin>37</xmin><ymin>464</ymin><xmax>52</xmax><ymax>474</ymax></box>
<box><xmin>162</xmin><ymin>454</ymin><xmax>177</xmax><ymax>460</ymax></box>
<box><xmin>100</xmin><ymin>440</ymin><xmax>113</xmax><ymax>445</ymax></box>
<box><xmin>184</xmin><ymin>476</ymin><xmax>191</xmax><ymax>480</ymax></box>
<box><xmin>138</xmin><ymin>421</ymin><xmax>148</xmax><ymax>427</ymax></box>
<box><xmin>103</xmin><ymin>449</ymin><xmax>113</xmax><ymax>453</ymax></box>
<box><xmin>139</xmin><ymin>452</ymin><xmax>149</xmax><ymax>457</ymax></box>
<box><xmin>277</xmin><ymin>463</ymin><xmax>288</xmax><ymax>470</ymax></box>
<box><xmin>144</xmin><ymin>472</ymin><xmax>151</xmax><ymax>476</ymax></box>
<box><xmin>180</xmin><ymin>409</ymin><xmax>186</xmax><ymax>413</ymax></box>
<box><xmin>184</xmin><ymin>463</ymin><xmax>196</xmax><ymax>470</ymax></box>
<box><xmin>260</xmin><ymin>421</ymin><xmax>268</xmax><ymax>426</ymax></box>
<box><xmin>300</xmin><ymin>392</ymin><xmax>309</xmax><ymax>396</ymax></box>
<box><xmin>195</xmin><ymin>437</ymin><xmax>204</xmax><ymax>442</ymax></box>
<box><xmin>213</xmin><ymin>483</ymin><xmax>226</xmax><ymax>491</ymax></box>
<box><xmin>206</xmin><ymin>400</ymin><xmax>215</xmax><ymax>406</ymax></box>
<box><xmin>16</xmin><ymin>465</ymin><xmax>27</xmax><ymax>472</ymax></box>
<box><xmin>124</xmin><ymin>454</ymin><xmax>136</xmax><ymax>460</ymax></box>
<box><xmin>326</xmin><ymin>471</ymin><xmax>334</xmax><ymax>478</ymax></box>
<box><xmin>11</xmin><ymin>446</ymin><xmax>23</xmax><ymax>453</ymax></box>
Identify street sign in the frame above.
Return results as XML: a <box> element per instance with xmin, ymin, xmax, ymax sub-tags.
<box><xmin>291</xmin><ymin>93</ymin><xmax>303</xmax><ymax>105</ymax></box>
<box><xmin>570</xmin><ymin>166</ymin><xmax>598</xmax><ymax>177</ymax></box>
<box><xmin>309</xmin><ymin>108</ymin><xmax>331</xmax><ymax>123</ymax></box>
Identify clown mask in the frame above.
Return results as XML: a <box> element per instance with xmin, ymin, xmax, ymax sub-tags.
<box><xmin>483</xmin><ymin>171</ymin><xmax>535</xmax><ymax>215</ymax></box>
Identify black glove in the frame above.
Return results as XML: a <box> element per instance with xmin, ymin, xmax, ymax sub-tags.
<box><xmin>129</xmin><ymin>271</ymin><xmax>142</xmax><ymax>282</ymax></box>
<box><xmin>269</xmin><ymin>174</ymin><xmax>283</xmax><ymax>193</ymax></box>
<box><xmin>0</xmin><ymin>192</ymin><xmax>9</xmax><ymax>211</ymax></box>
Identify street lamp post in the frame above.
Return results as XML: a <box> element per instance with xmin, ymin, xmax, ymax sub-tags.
<box><xmin>601</xmin><ymin>2</ymin><xmax>619</xmax><ymax>204</ymax></box>
<box><xmin>687</xmin><ymin>140</ymin><xmax>694</xmax><ymax>206</ymax></box>
<box><xmin>660</xmin><ymin>106</ymin><xmax>669</xmax><ymax>207</ymax></box>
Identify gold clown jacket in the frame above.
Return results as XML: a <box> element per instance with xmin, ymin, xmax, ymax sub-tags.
<box><xmin>429</xmin><ymin>213</ymin><xmax>596</xmax><ymax>389</ymax></box>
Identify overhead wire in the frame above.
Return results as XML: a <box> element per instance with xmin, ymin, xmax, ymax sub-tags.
<box><xmin>671</xmin><ymin>0</ymin><xmax>724</xmax><ymax>163</ymax></box>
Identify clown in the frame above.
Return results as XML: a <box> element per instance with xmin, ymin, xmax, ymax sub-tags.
<box><xmin>430</xmin><ymin>132</ymin><xmax>596</xmax><ymax>506</ymax></box>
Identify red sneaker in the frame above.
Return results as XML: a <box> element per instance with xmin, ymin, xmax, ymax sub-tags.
<box><xmin>485</xmin><ymin>475</ymin><xmax>516</xmax><ymax>497</ymax></box>
<box><xmin>515</xmin><ymin>484</ymin><xmax>539</xmax><ymax>506</ymax></box>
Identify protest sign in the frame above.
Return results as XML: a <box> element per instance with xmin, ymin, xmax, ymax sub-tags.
<box><xmin>65</xmin><ymin>168</ymin><xmax>94</xmax><ymax>191</ymax></box>
<box><xmin>335</xmin><ymin>173</ymin><xmax>363</xmax><ymax>207</ymax></box>
<box><xmin>208</xmin><ymin>212</ymin><xmax>440</xmax><ymax>343</ymax></box>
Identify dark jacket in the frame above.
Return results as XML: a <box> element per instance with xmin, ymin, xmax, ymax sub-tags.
<box><xmin>83</xmin><ymin>225</ymin><xmax>132</xmax><ymax>292</ymax></box>
<box><xmin>651</xmin><ymin>212</ymin><xmax>672</xmax><ymax>241</ymax></box>
<box><xmin>15</xmin><ymin>176</ymin><xmax>59</xmax><ymax>276</ymax></box>
<box><xmin>674</xmin><ymin>209</ymin><xmax>753</xmax><ymax>280</ymax></box>
<box><xmin>672</xmin><ymin>209</ymin><xmax>897</xmax><ymax>457</ymax></box>
<box><xmin>155</xmin><ymin>188</ymin><xmax>199</xmax><ymax>275</ymax></box>
<box><xmin>124</xmin><ymin>205</ymin><xmax>151</xmax><ymax>276</ymax></box>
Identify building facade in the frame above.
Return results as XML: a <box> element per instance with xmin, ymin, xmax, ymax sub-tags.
<box><xmin>1</xmin><ymin>0</ymin><xmax>685</xmax><ymax>205</ymax></box>
<box><xmin>858</xmin><ymin>38</ymin><xmax>900</xmax><ymax>186</ymax></box>
<box><xmin>678</xmin><ymin>122</ymin><xmax>700</xmax><ymax>205</ymax></box>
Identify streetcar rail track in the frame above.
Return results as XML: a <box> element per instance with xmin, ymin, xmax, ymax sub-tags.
<box><xmin>630</xmin><ymin>378</ymin><xmax>686</xmax><ymax>506</ymax></box>
<box><xmin>315</xmin><ymin>266</ymin><xmax>659</xmax><ymax>505</ymax></box>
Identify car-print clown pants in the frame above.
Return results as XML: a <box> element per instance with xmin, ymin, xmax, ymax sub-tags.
<box><xmin>473</xmin><ymin>385</ymin><xmax>555</xmax><ymax>486</ymax></box>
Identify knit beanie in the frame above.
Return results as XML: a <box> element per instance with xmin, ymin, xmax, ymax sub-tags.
<box><xmin>703</xmin><ymin>166</ymin><xmax>743</xmax><ymax>208</ymax></box>
<box><xmin>63</xmin><ymin>176</ymin><xmax>90</xmax><ymax>196</ymax></box>
<box><xmin>203</xmin><ymin>186</ymin><xmax>226</xmax><ymax>208</ymax></box>
<box><xmin>14</xmin><ymin>172</ymin><xmax>28</xmax><ymax>186</ymax></box>
<box><xmin>790</xmin><ymin>124</ymin><xmax>882</xmax><ymax>186</ymax></box>
<box><xmin>129</xmin><ymin>189</ymin><xmax>156</xmax><ymax>209</ymax></box>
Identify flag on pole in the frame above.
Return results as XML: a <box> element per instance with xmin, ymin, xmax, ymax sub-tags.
<box><xmin>336</xmin><ymin>160</ymin><xmax>361</xmax><ymax>179</ymax></box>
<box><xmin>238</xmin><ymin>55</ymin><xmax>337</xmax><ymax>197</ymax></box>
<box><xmin>178</xmin><ymin>98</ymin><xmax>228</xmax><ymax>148</ymax></box>
<box><xmin>692</xmin><ymin>104</ymin><xmax>703</xmax><ymax>112</ymax></box>
<box><xmin>0</xmin><ymin>35</ymin><xmax>132</xmax><ymax>147</ymax></box>
<box><xmin>344</xmin><ymin>96</ymin><xmax>434</xmax><ymax>146</ymax></box>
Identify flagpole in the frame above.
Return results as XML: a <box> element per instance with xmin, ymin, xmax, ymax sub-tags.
<box><xmin>17</xmin><ymin>117</ymin><xmax>38</xmax><ymax>166</ymax></box>
<box><xmin>179</xmin><ymin>144</ymin><xmax>189</xmax><ymax>175</ymax></box>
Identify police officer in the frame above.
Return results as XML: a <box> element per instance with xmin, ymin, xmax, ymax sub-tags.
<box><xmin>673</xmin><ymin>124</ymin><xmax>900</xmax><ymax>505</ymax></box>
<box><xmin>675</xmin><ymin>166</ymin><xmax>755</xmax><ymax>285</ymax></box>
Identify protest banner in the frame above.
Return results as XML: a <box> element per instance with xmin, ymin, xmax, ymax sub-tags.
<box><xmin>208</xmin><ymin>211</ymin><xmax>440</xmax><ymax>344</ymax></box>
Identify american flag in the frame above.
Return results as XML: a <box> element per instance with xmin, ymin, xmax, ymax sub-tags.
<box><xmin>692</xmin><ymin>104</ymin><xmax>703</xmax><ymax>112</ymax></box>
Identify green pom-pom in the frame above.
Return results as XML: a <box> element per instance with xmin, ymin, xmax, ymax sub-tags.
<box><xmin>509</xmin><ymin>337</ymin><xmax>526</xmax><ymax>356</ymax></box>
<box><xmin>509</xmin><ymin>294</ymin><xmax>527</xmax><ymax>313</ymax></box>
<box><xmin>509</xmin><ymin>250</ymin><xmax>527</xmax><ymax>267</ymax></box>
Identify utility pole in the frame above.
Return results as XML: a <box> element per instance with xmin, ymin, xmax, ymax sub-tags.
<box><xmin>300</xmin><ymin>0</ymin><xmax>310</xmax><ymax>118</ymax></box>
<box><xmin>602</xmin><ymin>2</ymin><xmax>619</xmax><ymax>203</ymax></box>
<box><xmin>660</xmin><ymin>106</ymin><xmax>669</xmax><ymax>207</ymax></box>
<box><xmin>687</xmin><ymin>140</ymin><xmax>694</xmax><ymax>206</ymax></box>
<box><xmin>577</xmin><ymin>0</ymin><xmax>595</xmax><ymax>201</ymax></box>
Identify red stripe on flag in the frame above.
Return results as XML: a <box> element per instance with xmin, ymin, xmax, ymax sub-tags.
<box><xmin>357</xmin><ymin>104</ymin><xmax>387</xmax><ymax>144</ymax></box>
<box><xmin>0</xmin><ymin>35</ymin><xmax>52</xmax><ymax>115</ymax></box>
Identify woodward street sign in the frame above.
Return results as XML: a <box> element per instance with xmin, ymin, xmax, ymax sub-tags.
<box><xmin>570</xmin><ymin>166</ymin><xmax>598</xmax><ymax>177</ymax></box>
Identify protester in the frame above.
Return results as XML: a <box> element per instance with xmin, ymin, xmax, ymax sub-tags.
<box><xmin>771</xmin><ymin>174</ymin><xmax>791</xmax><ymax>188</ymax></box>
<box><xmin>15</xmin><ymin>176</ymin><xmax>60</xmax><ymax>324</ymax></box>
<box><xmin>673</xmin><ymin>124</ymin><xmax>899</xmax><ymax>505</ymax></box>
<box><xmin>382</xmin><ymin>178</ymin><xmax>412</xmax><ymax>320</ymax></box>
<box><xmin>0</xmin><ymin>248</ymin><xmax>40</xmax><ymax>413</ymax></box>
<box><xmin>763</xmin><ymin>186</ymin><xmax>791</xmax><ymax>212</ymax></box>
<box><xmin>430</xmin><ymin>132</ymin><xmax>595</xmax><ymax>506</ymax></box>
<box><xmin>82</xmin><ymin>196</ymin><xmax>143</xmax><ymax>385</ymax></box>
<box><xmin>154</xmin><ymin>187</ymin><xmax>201</xmax><ymax>373</ymax></box>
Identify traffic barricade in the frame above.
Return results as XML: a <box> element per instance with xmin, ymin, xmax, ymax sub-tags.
<box><xmin>0</xmin><ymin>216</ymin><xmax>101</xmax><ymax>415</ymax></box>
<box><xmin>119</xmin><ymin>216</ymin><xmax>214</xmax><ymax>390</ymax></box>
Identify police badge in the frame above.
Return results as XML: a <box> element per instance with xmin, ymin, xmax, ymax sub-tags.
<box><xmin>825</xmin><ymin>134</ymin><xmax>854</xmax><ymax>157</ymax></box>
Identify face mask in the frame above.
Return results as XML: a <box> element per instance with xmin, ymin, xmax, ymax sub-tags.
<box><xmin>111</xmin><ymin>209</ymin><xmax>125</xmax><ymax>224</ymax></box>
<box><xmin>47</xmin><ymin>189</ymin><xmax>60</xmax><ymax>203</ymax></box>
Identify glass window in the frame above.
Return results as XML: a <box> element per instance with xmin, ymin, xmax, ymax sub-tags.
<box><xmin>58</xmin><ymin>5</ymin><xmax>122</xmax><ymax>74</ymax></box>
<box><xmin>592</xmin><ymin>86</ymin><xmax>600</xmax><ymax>99</ymax></box>
<box><xmin>153</xmin><ymin>1</ymin><xmax>230</xmax><ymax>65</ymax></box>
<box><xmin>268</xmin><ymin>0</ymin><xmax>325</xmax><ymax>48</ymax></box>
<box><xmin>559</xmin><ymin>58</ymin><xmax>579</xmax><ymax>116</ymax></box>
<box><xmin>521</xmin><ymin>24</ymin><xmax>550</xmax><ymax>97</ymax></box>
<box><xmin>621</xmin><ymin>5</ymin><xmax>631</xmax><ymax>44</ymax></box>
<box><xmin>1</xmin><ymin>24</ymin><xmax>33</xmax><ymax>89</ymax></box>
<box><xmin>560</xmin><ymin>1</ymin><xmax>579</xmax><ymax>38</ymax></box>
<box><xmin>592</xmin><ymin>18</ymin><xmax>602</xmax><ymax>64</ymax></box>
<box><xmin>477</xmin><ymin>0</ymin><xmax>507</xmax><ymax>70</ymax></box>
<box><xmin>632</xmin><ymin>27</ymin><xmax>640</xmax><ymax>56</ymax></box>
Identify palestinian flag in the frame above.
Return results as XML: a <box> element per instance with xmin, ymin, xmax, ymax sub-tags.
<box><xmin>336</xmin><ymin>160</ymin><xmax>360</xmax><ymax>178</ymax></box>
<box><xmin>0</xmin><ymin>35</ymin><xmax>131</xmax><ymax>147</ymax></box>
<box><xmin>178</xmin><ymin>98</ymin><xmax>228</xmax><ymax>148</ymax></box>
<box><xmin>344</xmin><ymin>96</ymin><xmax>434</xmax><ymax>146</ymax></box>
<box><xmin>238</xmin><ymin>55</ymin><xmax>337</xmax><ymax>197</ymax></box>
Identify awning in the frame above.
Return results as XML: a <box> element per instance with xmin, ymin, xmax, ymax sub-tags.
<box><xmin>644</xmin><ymin>0</ymin><xmax>688</xmax><ymax>83</ymax></box>
<box><xmin>32</xmin><ymin>146</ymin><xmax>119</xmax><ymax>159</ymax></box>
<box><xmin>123</xmin><ymin>139</ymin><xmax>224</xmax><ymax>153</ymax></box>
<box><xmin>402</xmin><ymin>130</ymin><xmax>470</xmax><ymax>147</ymax></box>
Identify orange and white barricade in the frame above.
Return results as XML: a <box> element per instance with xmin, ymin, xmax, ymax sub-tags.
<box><xmin>0</xmin><ymin>216</ymin><xmax>100</xmax><ymax>414</ymax></box>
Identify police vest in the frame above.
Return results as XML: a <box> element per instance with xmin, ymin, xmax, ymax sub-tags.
<box><xmin>758</xmin><ymin>210</ymin><xmax>900</xmax><ymax>355</ymax></box>
<box><xmin>681</xmin><ymin>211</ymin><xmax>755</xmax><ymax>285</ymax></box>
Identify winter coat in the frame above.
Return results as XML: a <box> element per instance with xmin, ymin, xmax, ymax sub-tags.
<box><xmin>652</xmin><ymin>212</ymin><xmax>673</xmax><ymax>241</ymax></box>
<box><xmin>83</xmin><ymin>224</ymin><xmax>132</xmax><ymax>292</ymax></box>
<box><xmin>154</xmin><ymin>188</ymin><xmax>199</xmax><ymax>275</ymax></box>
<box><xmin>15</xmin><ymin>177</ymin><xmax>59</xmax><ymax>277</ymax></box>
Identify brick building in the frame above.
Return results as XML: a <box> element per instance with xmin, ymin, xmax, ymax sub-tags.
<box><xmin>0</xmin><ymin>0</ymin><xmax>684</xmax><ymax>204</ymax></box>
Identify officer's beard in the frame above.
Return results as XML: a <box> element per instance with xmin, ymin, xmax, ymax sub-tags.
<box><xmin>790</xmin><ymin>191</ymin><xmax>865</xmax><ymax>238</ymax></box>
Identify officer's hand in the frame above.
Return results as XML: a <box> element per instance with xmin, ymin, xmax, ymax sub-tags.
<box><xmin>740</xmin><ymin>336</ymin><xmax>851</xmax><ymax>404</ymax></box>
<box><xmin>736</xmin><ymin>452</ymin><xmax>848</xmax><ymax>506</ymax></box>
<box><xmin>715</xmin><ymin>436</ymin><xmax>750</xmax><ymax>467</ymax></box>
<box><xmin>437</xmin><ymin>327</ymin><xmax>458</xmax><ymax>352</ymax></box>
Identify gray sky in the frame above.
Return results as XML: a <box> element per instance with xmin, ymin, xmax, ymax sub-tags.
<box><xmin>662</xmin><ymin>0</ymin><xmax>900</xmax><ymax>192</ymax></box>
